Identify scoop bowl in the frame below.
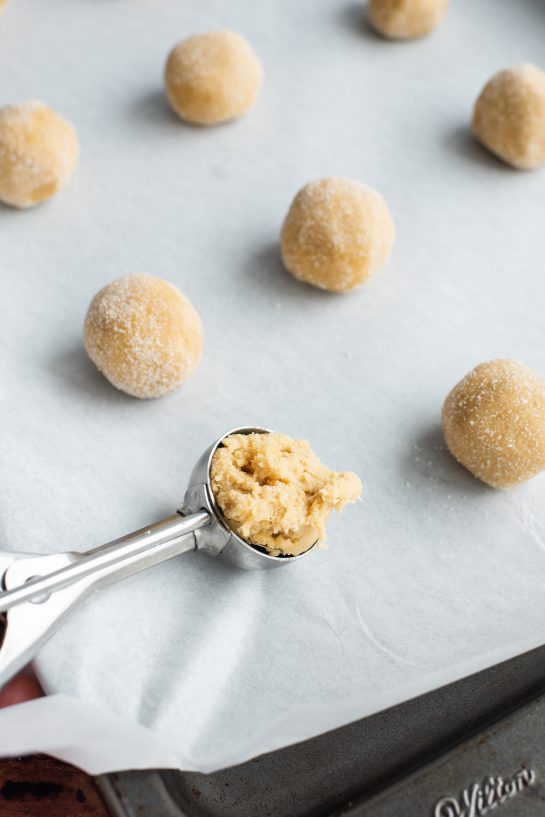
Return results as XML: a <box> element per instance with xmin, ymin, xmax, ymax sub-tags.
<box><xmin>183</xmin><ymin>425</ymin><xmax>317</xmax><ymax>570</ymax></box>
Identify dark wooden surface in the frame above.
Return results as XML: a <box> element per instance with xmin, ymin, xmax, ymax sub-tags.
<box><xmin>0</xmin><ymin>756</ymin><xmax>110</xmax><ymax>817</ymax></box>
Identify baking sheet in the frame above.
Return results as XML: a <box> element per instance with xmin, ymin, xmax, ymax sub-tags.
<box><xmin>1</xmin><ymin>0</ymin><xmax>545</xmax><ymax>775</ymax></box>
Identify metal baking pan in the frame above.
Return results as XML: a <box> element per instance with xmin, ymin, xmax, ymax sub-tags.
<box><xmin>97</xmin><ymin>643</ymin><xmax>545</xmax><ymax>816</ymax></box>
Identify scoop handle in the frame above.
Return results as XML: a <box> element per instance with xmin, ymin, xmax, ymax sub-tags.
<box><xmin>0</xmin><ymin>511</ymin><xmax>211</xmax><ymax>689</ymax></box>
<box><xmin>0</xmin><ymin>512</ymin><xmax>210</xmax><ymax>614</ymax></box>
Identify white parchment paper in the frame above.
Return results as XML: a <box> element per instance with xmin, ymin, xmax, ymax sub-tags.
<box><xmin>1</xmin><ymin>0</ymin><xmax>545</xmax><ymax>774</ymax></box>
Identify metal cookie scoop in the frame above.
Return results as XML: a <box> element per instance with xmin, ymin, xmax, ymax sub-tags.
<box><xmin>0</xmin><ymin>427</ymin><xmax>315</xmax><ymax>689</ymax></box>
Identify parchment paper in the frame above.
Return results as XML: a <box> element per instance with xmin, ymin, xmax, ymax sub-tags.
<box><xmin>1</xmin><ymin>0</ymin><xmax>545</xmax><ymax>774</ymax></box>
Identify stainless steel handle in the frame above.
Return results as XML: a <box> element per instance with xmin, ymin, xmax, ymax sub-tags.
<box><xmin>0</xmin><ymin>511</ymin><xmax>212</xmax><ymax>688</ymax></box>
<box><xmin>0</xmin><ymin>511</ymin><xmax>211</xmax><ymax>614</ymax></box>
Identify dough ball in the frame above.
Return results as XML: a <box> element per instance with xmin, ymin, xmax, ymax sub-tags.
<box><xmin>472</xmin><ymin>64</ymin><xmax>545</xmax><ymax>170</ymax></box>
<box><xmin>442</xmin><ymin>359</ymin><xmax>545</xmax><ymax>489</ymax></box>
<box><xmin>0</xmin><ymin>101</ymin><xmax>79</xmax><ymax>208</ymax></box>
<box><xmin>164</xmin><ymin>30</ymin><xmax>263</xmax><ymax>125</ymax></box>
<box><xmin>210</xmin><ymin>432</ymin><xmax>362</xmax><ymax>556</ymax></box>
<box><xmin>280</xmin><ymin>178</ymin><xmax>395</xmax><ymax>293</ymax></box>
<box><xmin>368</xmin><ymin>0</ymin><xmax>449</xmax><ymax>39</ymax></box>
<box><xmin>84</xmin><ymin>274</ymin><xmax>203</xmax><ymax>399</ymax></box>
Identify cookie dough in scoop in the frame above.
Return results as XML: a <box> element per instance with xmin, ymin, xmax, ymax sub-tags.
<box><xmin>210</xmin><ymin>433</ymin><xmax>362</xmax><ymax>556</ymax></box>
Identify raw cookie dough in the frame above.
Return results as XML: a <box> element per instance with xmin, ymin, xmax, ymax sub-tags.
<box><xmin>472</xmin><ymin>64</ymin><xmax>545</xmax><ymax>170</ymax></box>
<box><xmin>442</xmin><ymin>359</ymin><xmax>545</xmax><ymax>489</ymax></box>
<box><xmin>164</xmin><ymin>30</ymin><xmax>263</xmax><ymax>125</ymax></box>
<box><xmin>280</xmin><ymin>178</ymin><xmax>395</xmax><ymax>293</ymax></box>
<box><xmin>84</xmin><ymin>274</ymin><xmax>203</xmax><ymax>399</ymax></box>
<box><xmin>0</xmin><ymin>101</ymin><xmax>79</xmax><ymax>208</ymax></box>
<box><xmin>368</xmin><ymin>0</ymin><xmax>449</xmax><ymax>40</ymax></box>
<box><xmin>210</xmin><ymin>432</ymin><xmax>362</xmax><ymax>556</ymax></box>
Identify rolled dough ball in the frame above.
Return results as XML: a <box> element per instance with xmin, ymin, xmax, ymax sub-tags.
<box><xmin>164</xmin><ymin>30</ymin><xmax>263</xmax><ymax>125</ymax></box>
<box><xmin>280</xmin><ymin>178</ymin><xmax>395</xmax><ymax>292</ymax></box>
<box><xmin>210</xmin><ymin>432</ymin><xmax>362</xmax><ymax>556</ymax></box>
<box><xmin>84</xmin><ymin>274</ymin><xmax>203</xmax><ymax>399</ymax></box>
<box><xmin>0</xmin><ymin>101</ymin><xmax>79</xmax><ymax>208</ymax></box>
<box><xmin>368</xmin><ymin>0</ymin><xmax>449</xmax><ymax>40</ymax></box>
<box><xmin>442</xmin><ymin>359</ymin><xmax>545</xmax><ymax>489</ymax></box>
<box><xmin>472</xmin><ymin>64</ymin><xmax>545</xmax><ymax>170</ymax></box>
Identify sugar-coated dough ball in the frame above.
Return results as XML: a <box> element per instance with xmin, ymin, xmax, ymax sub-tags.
<box><xmin>368</xmin><ymin>0</ymin><xmax>449</xmax><ymax>39</ymax></box>
<box><xmin>280</xmin><ymin>178</ymin><xmax>395</xmax><ymax>293</ymax></box>
<box><xmin>0</xmin><ymin>102</ymin><xmax>79</xmax><ymax>211</ymax></box>
<box><xmin>442</xmin><ymin>359</ymin><xmax>545</xmax><ymax>489</ymax></box>
<box><xmin>164</xmin><ymin>30</ymin><xmax>263</xmax><ymax>126</ymax></box>
<box><xmin>0</xmin><ymin>101</ymin><xmax>79</xmax><ymax>209</ymax></box>
<box><xmin>84</xmin><ymin>274</ymin><xmax>203</xmax><ymax>399</ymax></box>
<box><xmin>210</xmin><ymin>432</ymin><xmax>362</xmax><ymax>556</ymax></box>
<box><xmin>472</xmin><ymin>64</ymin><xmax>545</xmax><ymax>170</ymax></box>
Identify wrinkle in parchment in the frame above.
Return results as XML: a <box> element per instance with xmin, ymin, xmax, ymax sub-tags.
<box><xmin>355</xmin><ymin>603</ymin><xmax>429</xmax><ymax>671</ymax></box>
